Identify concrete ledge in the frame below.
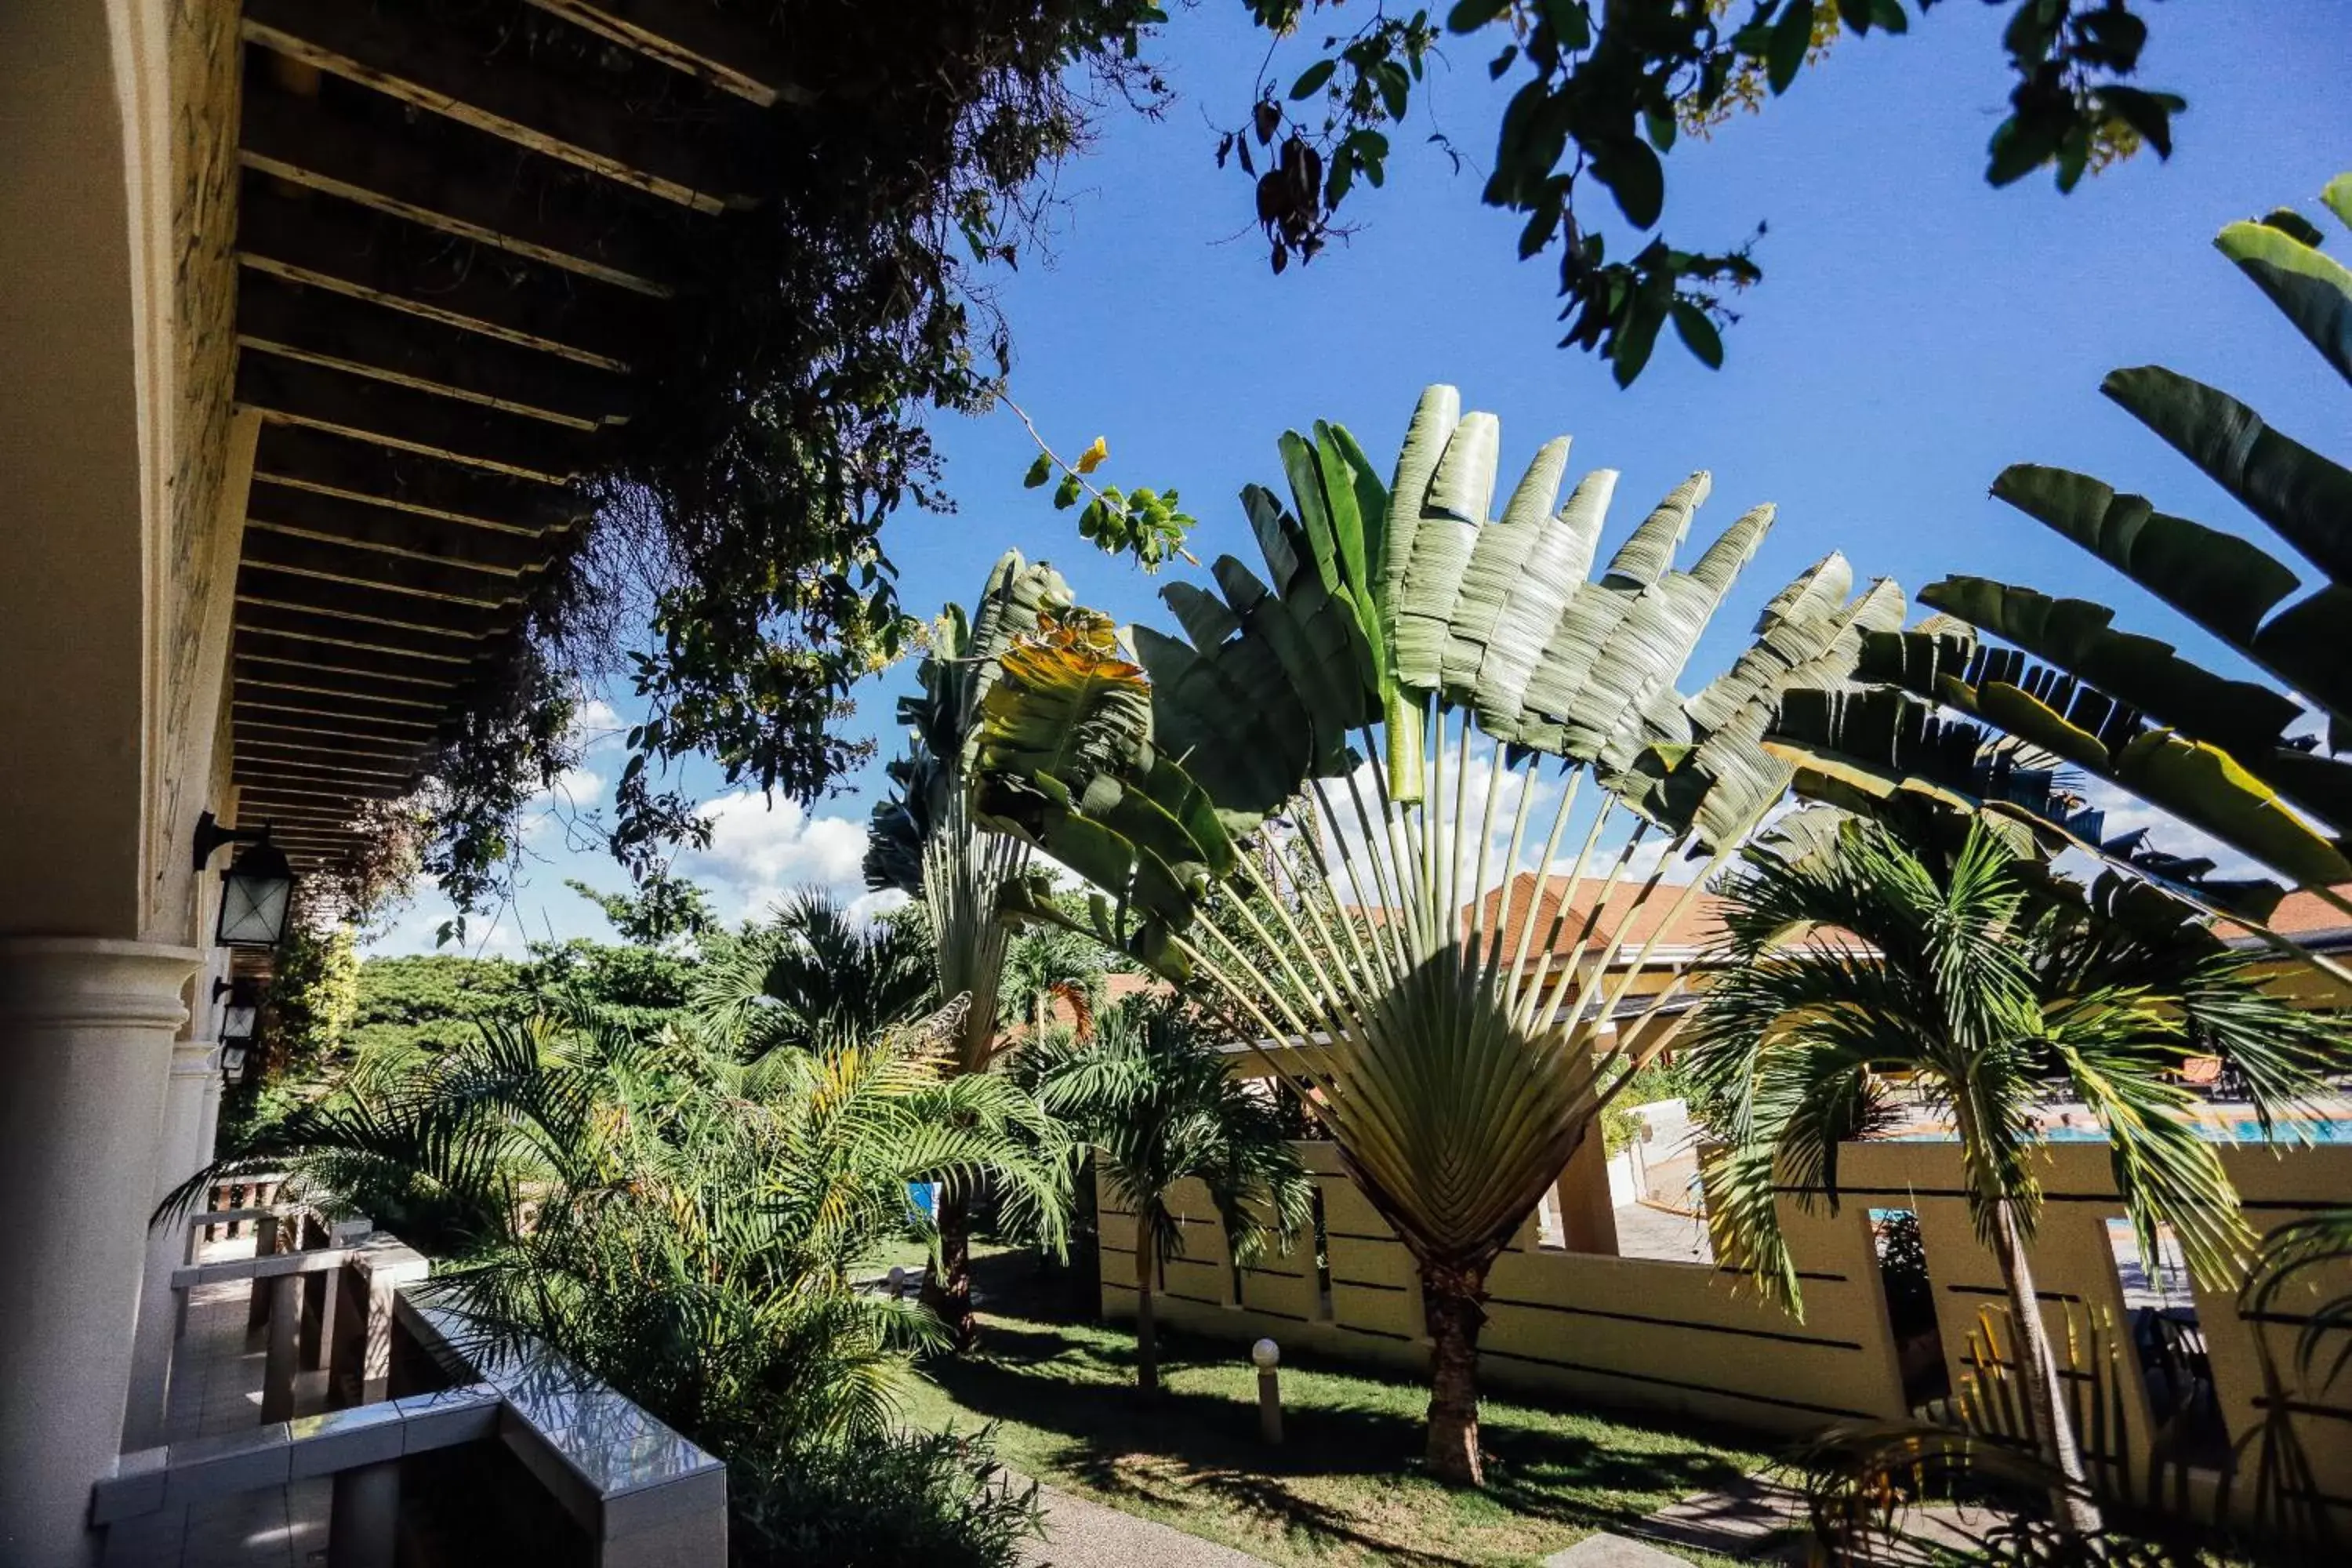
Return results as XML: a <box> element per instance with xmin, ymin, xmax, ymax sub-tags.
<box><xmin>90</xmin><ymin>1383</ymin><xmax>498</xmax><ymax>1526</ymax></box>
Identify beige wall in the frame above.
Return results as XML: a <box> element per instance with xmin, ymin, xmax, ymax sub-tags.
<box><xmin>0</xmin><ymin>0</ymin><xmax>244</xmax><ymax>948</ymax></box>
<box><xmin>1104</xmin><ymin>1136</ymin><xmax>2352</xmax><ymax>1528</ymax></box>
<box><xmin>0</xmin><ymin>0</ymin><xmax>155</xmax><ymax>940</ymax></box>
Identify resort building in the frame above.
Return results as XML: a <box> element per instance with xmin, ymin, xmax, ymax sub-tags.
<box><xmin>1</xmin><ymin>3</ymin><xmax>788</xmax><ymax>1559</ymax></box>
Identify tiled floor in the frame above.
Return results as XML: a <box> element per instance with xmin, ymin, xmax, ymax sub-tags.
<box><xmin>101</xmin><ymin>1235</ymin><xmax>332</xmax><ymax>1568</ymax></box>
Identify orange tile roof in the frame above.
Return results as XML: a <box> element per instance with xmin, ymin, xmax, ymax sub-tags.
<box><xmin>1465</xmin><ymin>873</ymin><xmax>1730</xmax><ymax>964</ymax></box>
<box><xmin>2217</xmin><ymin>884</ymin><xmax>2352</xmax><ymax>947</ymax></box>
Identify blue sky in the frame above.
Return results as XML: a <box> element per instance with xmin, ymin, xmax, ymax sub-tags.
<box><xmin>365</xmin><ymin>2</ymin><xmax>2352</xmax><ymax>956</ymax></box>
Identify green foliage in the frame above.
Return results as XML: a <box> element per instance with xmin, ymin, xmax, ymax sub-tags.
<box><xmin>1774</xmin><ymin>169</ymin><xmax>2352</xmax><ymax>931</ymax></box>
<box><xmin>731</xmin><ymin>1429</ymin><xmax>1043</xmax><ymax>1568</ymax></box>
<box><xmin>1227</xmin><ymin>2</ymin><xmax>2180</xmax><ymax>383</ymax></box>
<box><xmin>693</xmin><ymin>892</ymin><xmax>937</xmax><ymax>1062</ymax></box>
<box><xmin>1019</xmin><ymin>423</ymin><xmax>1199</xmax><ymax>572</ymax></box>
<box><xmin>564</xmin><ymin>875</ymin><xmax>717</xmax><ymax>948</ymax></box>
<box><xmin>346</xmin><ymin>954</ymin><xmax>533</xmax><ymax>1084</ymax></box>
<box><xmin>184</xmin><ymin>998</ymin><xmax>1069</xmax><ymax>1566</ymax></box>
<box><xmin>1022</xmin><ymin>994</ymin><xmax>1312</xmax><ymax>1387</ymax></box>
<box><xmin>256</xmin><ymin>923</ymin><xmax>359</xmax><ymax>1091</ymax></box>
<box><xmin>1686</xmin><ymin>811</ymin><xmax>2345</xmax><ymax>1308</ymax></box>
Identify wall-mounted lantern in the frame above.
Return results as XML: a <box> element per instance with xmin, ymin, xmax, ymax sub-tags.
<box><xmin>194</xmin><ymin>811</ymin><xmax>296</xmax><ymax>949</ymax></box>
<box><xmin>220</xmin><ymin>1043</ymin><xmax>249</xmax><ymax>1085</ymax></box>
<box><xmin>212</xmin><ymin>975</ymin><xmax>263</xmax><ymax>1043</ymax></box>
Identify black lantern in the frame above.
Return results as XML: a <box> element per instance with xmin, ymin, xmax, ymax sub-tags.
<box><xmin>195</xmin><ymin>810</ymin><xmax>298</xmax><ymax>949</ymax></box>
<box><xmin>213</xmin><ymin>976</ymin><xmax>262</xmax><ymax>1043</ymax></box>
<box><xmin>221</xmin><ymin>1043</ymin><xmax>249</xmax><ymax>1084</ymax></box>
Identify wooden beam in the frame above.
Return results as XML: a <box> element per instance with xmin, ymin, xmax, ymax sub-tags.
<box><xmin>237</xmin><ymin>269</ymin><xmax>631</xmax><ymax>432</ymax></box>
<box><xmin>237</xmin><ymin>568</ymin><xmax>503</xmax><ymax>639</ymax></box>
<box><xmin>242</xmin><ymin>0</ymin><xmax>764</xmax><ymax>212</ymax></box>
<box><xmin>238</xmin><ymin>351</ymin><xmax>601</xmax><ymax>485</ymax></box>
<box><xmin>252</xmin><ymin>425</ymin><xmax>586</xmax><ymax>537</ymax></box>
<box><xmin>239</xmin><ymin>181</ymin><xmax>644</xmax><ymax>371</ymax></box>
<box><xmin>234</xmin><ymin>703</ymin><xmax>445</xmax><ymax>750</ymax></box>
<box><xmin>239</xmin><ymin>743</ymin><xmax>423</xmax><ymax>782</ymax></box>
<box><xmin>240</xmin><ymin>531</ymin><xmax>528</xmax><ymax>610</ymax></box>
<box><xmin>237</xmin><ymin>720</ymin><xmax>425</xmax><ymax>760</ymax></box>
<box><xmin>236</xmin><ymin>753</ymin><xmax>417</xmax><ymax>789</ymax></box>
<box><xmin>524</xmin><ymin>0</ymin><xmax>796</xmax><ymax>108</ymax></box>
<box><xmin>233</xmin><ymin>659</ymin><xmax>451</xmax><ymax>712</ymax></box>
<box><xmin>235</xmin><ymin>629</ymin><xmax>477</xmax><ymax>688</ymax></box>
<box><xmin>238</xmin><ymin>773</ymin><xmax>409</xmax><ymax>803</ymax></box>
<box><xmin>233</xmin><ymin>599</ymin><xmax>486</xmax><ymax>666</ymax></box>
<box><xmin>247</xmin><ymin>481</ymin><xmax>558</xmax><ymax>575</ymax></box>
<box><xmin>240</xmin><ymin>79</ymin><xmax>679</xmax><ymax>296</ymax></box>
<box><xmin>234</xmin><ymin>684</ymin><xmax>445</xmax><ymax>733</ymax></box>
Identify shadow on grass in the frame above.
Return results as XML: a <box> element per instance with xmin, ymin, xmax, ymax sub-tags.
<box><xmin>926</xmin><ymin>1308</ymin><xmax>1762</xmax><ymax>1568</ymax></box>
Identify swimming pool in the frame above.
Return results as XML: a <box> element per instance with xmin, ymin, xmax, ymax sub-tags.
<box><xmin>1893</xmin><ymin>1116</ymin><xmax>2352</xmax><ymax>1145</ymax></box>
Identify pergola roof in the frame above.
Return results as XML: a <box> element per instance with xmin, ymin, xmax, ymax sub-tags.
<box><xmin>222</xmin><ymin>0</ymin><xmax>791</xmax><ymax>873</ymax></box>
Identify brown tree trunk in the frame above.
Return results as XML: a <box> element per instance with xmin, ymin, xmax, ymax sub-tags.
<box><xmin>1421</xmin><ymin>1259</ymin><xmax>1490</xmax><ymax>1486</ymax></box>
<box><xmin>1134</xmin><ymin>1236</ymin><xmax>1160</xmax><ymax>1392</ymax></box>
<box><xmin>921</xmin><ymin>1188</ymin><xmax>977</xmax><ymax>1352</ymax></box>
<box><xmin>1990</xmin><ymin>1197</ymin><xmax>2103</xmax><ymax>1537</ymax></box>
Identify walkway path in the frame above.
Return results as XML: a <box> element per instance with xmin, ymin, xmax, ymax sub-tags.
<box><xmin>1020</xmin><ymin>1480</ymin><xmax>1272</xmax><ymax>1567</ymax></box>
<box><xmin>101</xmin><ymin>1233</ymin><xmax>332</xmax><ymax>1568</ymax></box>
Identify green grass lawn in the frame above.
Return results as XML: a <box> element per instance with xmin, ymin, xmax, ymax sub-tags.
<box><xmin>897</xmin><ymin>1260</ymin><xmax>1778</xmax><ymax>1567</ymax></box>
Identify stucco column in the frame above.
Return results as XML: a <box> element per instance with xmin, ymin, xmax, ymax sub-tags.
<box><xmin>0</xmin><ymin>939</ymin><xmax>198</xmax><ymax>1566</ymax></box>
<box><xmin>121</xmin><ymin>1031</ymin><xmax>222</xmax><ymax>1450</ymax></box>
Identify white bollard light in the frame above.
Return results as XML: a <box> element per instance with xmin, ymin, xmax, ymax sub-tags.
<box><xmin>1252</xmin><ymin>1338</ymin><xmax>1283</xmax><ymax>1444</ymax></box>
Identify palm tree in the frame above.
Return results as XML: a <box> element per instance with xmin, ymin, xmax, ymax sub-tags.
<box><xmin>1685</xmin><ymin>809</ymin><xmax>2343</xmax><ymax>1535</ymax></box>
<box><xmin>999</xmin><ymin>921</ymin><xmax>1107</xmax><ymax>1040</ymax></box>
<box><xmin>1769</xmin><ymin>169</ymin><xmax>2352</xmax><ymax>951</ymax></box>
<box><xmin>970</xmin><ymin>384</ymin><xmax>1905</xmax><ymax>1482</ymax></box>
<box><xmin>172</xmin><ymin>993</ymin><xmax>1069</xmax><ymax>1472</ymax></box>
<box><xmin>693</xmin><ymin>890</ymin><xmax>935</xmax><ymax>1061</ymax></box>
<box><xmin>866</xmin><ymin>552</ymin><xmax>1080</xmax><ymax>1345</ymax></box>
<box><xmin>1027</xmin><ymin>997</ymin><xmax>1312</xmax><ymax>1391</ymax></box>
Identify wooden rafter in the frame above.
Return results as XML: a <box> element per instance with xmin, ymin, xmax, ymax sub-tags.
<box><xmin>239</xmin><ymin>183</ymin><xmax>644</xmax><ymax>372</ymax></box>
<box><xmin>242</xmin><ymin>0</ymin><xmax>765</xmax><ymax>212</ymax></box>
<box><xmin>239</xmin><ymin>352</ymin><xmax>598</xmax><ymax>485</ymax></box>
<box><xmin>232</xmin><ymin>660</ymin><xmax>453</xmax><ymax>712</ymax></box>
<box><xmin>250</xmin><ymin>426</ymin><xmax>586</xmax><ymax>537</ymax></box>
<box><xmin>238</xmin><ymin>532</ymin><xmax>530</xmax><ymax>610</ymax></box>
<box><xmin>237</xmin><ymin>270</ymin><xmax>633</xmax><ymax>432</ymax></box>
<box><xmin>246</xmin><ymin>483</ymin><xmax>561</xmax><ymax>576</ymax></box>
<box><xmin>241</xmin><ymin>79</ymin><xmax>679</xmax><ymax>296</ymax></box>
<box><xmin>525</xmin><ymin>0</ymin><xmax>795</xmax><ymax>108</ymax></box>
<box><xmin>236</xmin><ymin>630</ymin><xmax>477</xmax><ymax>688</ymax></box>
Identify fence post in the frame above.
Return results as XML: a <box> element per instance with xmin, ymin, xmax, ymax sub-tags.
<box><xmin>262</xmin><ymin>1270</ymin><xmax>302</xmax><ymax>1421</ymax></box>
<box><xmin>248</xmin><ymin>1209</ymin><xmax>282</xmax><ymax>1336</ymax></box>
<box><xmin>328</xmin><ymin>1459</ymin><xmax>400</xmax><ymax>1568</ymax></box>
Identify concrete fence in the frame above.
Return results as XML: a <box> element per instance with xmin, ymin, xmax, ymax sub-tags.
<box><xmin>95</xmin><ymin>1192</ymin><xmax>728</xmax><ymax>1565</ymax></box>
<box><xmin>1099</xmin><ymin>1136</ymin><xmax>2352</xmax><ymax>1528</ymax></box>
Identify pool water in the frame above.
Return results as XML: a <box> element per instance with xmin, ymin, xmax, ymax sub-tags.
<box><xmin>1893</xmin><ymin>1117</ymin><xmax>2352</xmax><ymax>1145</ymax></box>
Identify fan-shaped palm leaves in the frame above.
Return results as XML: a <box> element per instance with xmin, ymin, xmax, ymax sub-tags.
<box><xmin>1770</xmin><ymin>170</ymin><xmax>2352</xmax><ymax>944</ymax></box>
<box><xmin>971</xmin><ymin>384</ymin><xmax>1902</xmax><ymax>1483</ymax></box>
<box><xmin>1686</xmin><ymin>811</ymin><xmax>2343</xmax><ymax>1534</ymax></box>
<box><xmin>863</xmin><ymin>552</ymin><xmax>1080</xmax><ymax>1345</ymax></box>
<box><xmin>1025</xmin><ymin>996</ymin><xmax>1312</xmax><ymax>1391</ymax></box>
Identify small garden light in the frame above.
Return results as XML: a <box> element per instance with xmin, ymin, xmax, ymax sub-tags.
<box><xmin>1252</xmin><ymin>1338</ymin><xmax>1282</xmax><ymax>1444</ymax></box>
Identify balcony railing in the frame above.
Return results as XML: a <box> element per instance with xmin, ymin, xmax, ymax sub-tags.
<box><xmin>94</xmin><ymin>1185</ymin><xmax>726</xmax><ymax>1566</ymax></box>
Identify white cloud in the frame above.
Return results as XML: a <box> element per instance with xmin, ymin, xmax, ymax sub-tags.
<box><xmin>522</xmin><ymin>765</ymin><xmax>608</xmax><ymax>844</ymax></box>
<box><xmin>846</xmin><ymin>887</ymin><xmax>911</xmax><ymax>927</ymax></box>
<box><xmin>678</xmin><ymin>790</ymin><xmax>872</xmax><ymax>920</ymax></box>
<box><xmin>2069</xmin><ymin>779</ymin><xmax>2263</xmax><ymax>881</ymax></box>
<box><xmin>569</xmin><ymin>698</ymin><xmax>628</xmax><ymax>756</ymax></box>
